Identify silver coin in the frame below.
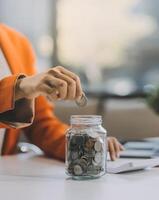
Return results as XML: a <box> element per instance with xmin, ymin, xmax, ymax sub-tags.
<box><xmin>75</xmin><ymin>93</ymin><xmax>88</xmax><ymax>107</ymax></box>
<box><xmin>85</xmin><ymin>138</ymin><xmax>95</xmax><ymax>151</ymax></box>
<box><xmin>94</xmin><ymin>140</ymin><xmax>103</xmax><ymax>152</ymax></box>
<box><xmin>71</xmin><ymin>151</ymin><xmax>79</xmax><ymax>160</ymax></box>
<box><xmin>94</xmin><ymin>152</ymin><xmax>102</xmax><ymax>164</ymax></box>
<box><xmin>73</xmin><ymin>164</ymin><xmax>83</xmax><ymax>175</ymax></box>
<box><xmin>85</xmin><ymin>151</ymin><xmax>96</xmax><ymax>159</ymax></box>
<box><xmin>87</xmin><ymin>165</ymin><xmax>101</xmax><ymax>175</ymax></box>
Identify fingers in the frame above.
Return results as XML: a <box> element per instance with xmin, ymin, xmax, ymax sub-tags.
<box><xmin>37</xmin><ymin>66</ymin><xmax>83</xmax><ymax>101</ymax></box>
<box><xmin>48</xmin><ymin>68</ymin><xmax>77</xmax><ymax>99</ymax></box>
<box><xmin>46</xmin><ymin>94</ymin><xmax>58</xmax><ymax>102</ymax></box>
<box><xmin>108</xmin><ymin>139</ymin><xmax>116</xmax><ymax>161</ymax></box>
<box><xmin>53</xmin><ymin>66</ymin><xmax>83</xmax><ymax>99</ymax></box>
<box><xmin>108</xmin><ymin>137</ymin><xmax>124</xmax><ymax>161</ymax></box>
<box><xmin>44</xmin><ymin>76</ymin><xmax>68</xmax><ymax>99</ymax></box>
<box><xmin>119</xmin><ymin>143</ymin><xmax>125</xmax><ymax>151</ymax></box>
<box><xmin>113</xmin><ymin>138</ymin><xmax>121</xmax><ymax>158</ymax></box>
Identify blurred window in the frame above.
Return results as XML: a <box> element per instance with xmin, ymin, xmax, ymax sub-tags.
<box><xmin>57</xmin><ymin>0</ymin><xmax>159</xmax><ymax>87</ymax></box>
<box><xmin>1</xmin><ymin>0</ymin><xmax>159</xmax><ymax>89</ymax></box>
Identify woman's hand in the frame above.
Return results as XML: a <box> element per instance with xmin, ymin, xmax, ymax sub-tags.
<box><xmin>15</xmin><ymin>66</ymin><xmax>83</xmax><ymax>101</ymax></box>
<box><xmin>108</xmin><ymin>137</ymin><xmax>124</xmax><ymax>161</ymax></box>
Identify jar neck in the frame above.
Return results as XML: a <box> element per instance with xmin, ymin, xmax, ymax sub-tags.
<box><xmin>71</xmin><ymin>124</ymin><xmax>102</xmax><ymax>129</ymax></box>
<box><xmin>70</xmin><ymin>115</ymin><xmax>102</xmax><ymax>127</ymax></box>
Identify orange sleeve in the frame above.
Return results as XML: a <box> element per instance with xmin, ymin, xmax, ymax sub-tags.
<box><xmin>1</xmin><ymin>25</ymin><xmax>68</xmax><ymax>160</ymax></box>
<box><xmin>24</xmin><ymin>96</ymin><xmax>69</xmax><ymax>161</ymax></box>
<box><xmin>0</xmin><ymin>75</ymin><xmax>19</xmax><ymax>113</ymax></box>
<box><xmin>0</xmin><ymin>75</ymin><xmax>34</xmax><ymax>128</ymax></box>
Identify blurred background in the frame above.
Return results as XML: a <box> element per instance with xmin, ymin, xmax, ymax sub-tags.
<box><xmin>1</xmin><ymin>0</ymin><xmax>159</xmax><ymax>141</ymax></box>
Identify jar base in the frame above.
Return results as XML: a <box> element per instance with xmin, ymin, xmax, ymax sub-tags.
<box><xmin>68</xmin><ymin>172</ymin><xmax>106</xmax><ymax>180</ymax></box>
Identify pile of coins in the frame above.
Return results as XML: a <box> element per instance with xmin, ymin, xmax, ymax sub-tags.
<box><xmin>66</xmin><ymin>132</ymin><xmax>106</xmax><ymax>177</ymax></box>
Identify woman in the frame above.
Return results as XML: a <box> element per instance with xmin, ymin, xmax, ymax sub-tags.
<box><xmin>0</xmin><ymin>24</ymin><xmax>123</xmax><ymax>161</ymax></box>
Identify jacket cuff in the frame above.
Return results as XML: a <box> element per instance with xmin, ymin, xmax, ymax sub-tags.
<box><xmin>0</xmin><ymin>74</ymin><xmax>35</xmax><ymax>128</ymax></box>
<box><xmin>0</xmin><ymin>74</ymin><xmax>25</xmax><ymax>113</ymax></box>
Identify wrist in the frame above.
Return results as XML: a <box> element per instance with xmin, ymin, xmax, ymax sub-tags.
<box><xmin>14</xmin><ymin>77</ymin><xmax>27</xmax><ymax>101</ymax></box>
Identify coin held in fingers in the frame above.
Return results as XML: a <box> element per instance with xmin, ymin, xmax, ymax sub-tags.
<box><xmin>75</xmin><ymin>93</ymin><xmax>88</xmax><ymax>107</ymax></box>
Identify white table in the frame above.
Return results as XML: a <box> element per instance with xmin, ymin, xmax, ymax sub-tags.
<box><xmin>0</xmin><ymin>152</ymin><xmax>159</xmax><ymax>200</ymax></box>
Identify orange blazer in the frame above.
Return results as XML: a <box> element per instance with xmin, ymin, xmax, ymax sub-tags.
<box><xmin>0</xmin><ymin>24</ymin><xmax>68</xmax><ymax>160</ymax></box>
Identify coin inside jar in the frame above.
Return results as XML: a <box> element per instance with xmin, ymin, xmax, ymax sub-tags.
<box><xmin>87</xmin><ymin>165</ymin><xmax>103</xmax><ymax>175</ymax></box>
<box><xmin>85</xmin><ymin>138</ymin><xmax>95</xmax><ymax>151</ymax></box>
<box><xmin>73</xmin><ymin>164</ymin><xmax>83</xmax><ymax>175</ymax></box>
<box><xmin>71</xmin><ymin>151</ymin><xmax>79</xmax><ymax>160</ymax></box>
<box><xmin>94</xmin><ymin>152</ymin><xmax>103</xmax><ymax>164</ymax></box>
<box><xmin>94</xmin><ymin>139</ymin><xmax>103</xmax><ymax>152</ymax></box>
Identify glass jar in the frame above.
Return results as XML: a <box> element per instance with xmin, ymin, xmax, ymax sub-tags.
<box><xmin>65</xmin><ymin>115</ymin><xmax>107</xmax><ymax>179</ymax></box>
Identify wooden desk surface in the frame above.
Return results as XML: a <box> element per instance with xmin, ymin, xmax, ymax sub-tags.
<box><xmin>0</xmin><ymin>153</ymin><xmax>158</xmax><ymax>200</ymax></box>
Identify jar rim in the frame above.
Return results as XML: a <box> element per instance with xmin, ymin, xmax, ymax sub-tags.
<box><xmin>70</xmin><ymin>115</ymin><xmax>102</xmax><ymax>125</ymax></box>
